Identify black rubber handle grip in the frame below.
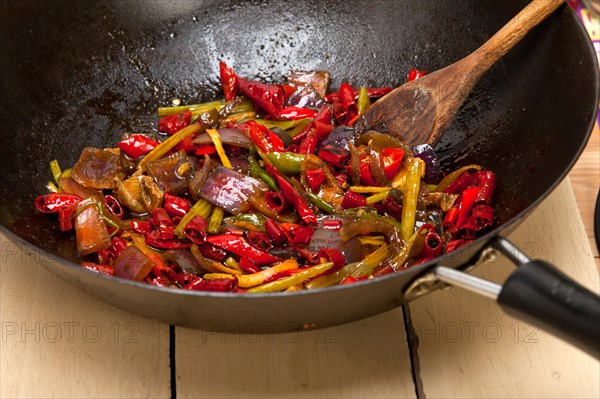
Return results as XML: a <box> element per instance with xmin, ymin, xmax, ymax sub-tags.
<box><xmin>498</xmin><ymin>260</ymin><xmax>600</xmax><ymax>359</ymax></box>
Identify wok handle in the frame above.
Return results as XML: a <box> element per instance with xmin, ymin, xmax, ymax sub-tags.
<box><xmin>434</xmin><ymin>237</ymin><xmax>600</xmax><ymax>359</ymax></box>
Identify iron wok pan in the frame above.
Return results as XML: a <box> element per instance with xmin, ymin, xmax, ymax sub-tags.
<box><xmin>0</xmin><ymin>0</ymin><xmax>599</xmax><ymax>357</ymax></box>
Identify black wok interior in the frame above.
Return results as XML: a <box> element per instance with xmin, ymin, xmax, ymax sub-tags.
<box><xmin>0</xmin><ymin>0</ymin><xmax>597</xmax><ymax>330</ymax></box>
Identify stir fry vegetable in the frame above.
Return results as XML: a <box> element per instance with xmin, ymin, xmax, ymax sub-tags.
<box><xmin>35</xmin><ymin>63</ymin><xmax>497</xmax><ymax>293</ymax></box>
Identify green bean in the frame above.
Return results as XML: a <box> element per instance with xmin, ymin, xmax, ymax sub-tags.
<box><xmin>223</xmin><ymin>214</ymin><xmax>267</xmax><ymax>230</ymax></box>
<box><xmin>157</xmin><ymin>100</ymin><xmax>227</xmax><ymax>116</ymax></box>
<box><xmin>265</xmin><ymin>152</ymin><xmax>305</xmax><ymax>174</ymax></box>
<box><xmin>50</xmin><ymin>160</ymin><xmax>62</xmax><ymax>184</ymax></box>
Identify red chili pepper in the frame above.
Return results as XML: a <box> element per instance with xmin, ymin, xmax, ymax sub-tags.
<box><xmin>199</xmin><ymin>242</ymin><xmax>228</xmax><ymax>262</ymax></box>
<box><xmin>313</xmin><ymin>104</ymin><xmax>333</xmax><ymax>125</ymax></box>
<box><xmin>246</xmin><ymin>230</ymin><xmax>273</xmax><ymax>252</ymax></box>
<box><xmin>341</xmin><ymin>191</ymin><xmax>367</xmax><ymax>209</ymax></box>
<box><xmin>456</xmin><ymin>186</ymin><xmax>480</xmax><ymax>228</ymax></box>
<box><xmin>118</xmin><ymin>134</ymin><xmax>159</xmax><ymax>158</ymax></box>
<box><xmin>381</xmin><ymin>147</ymin><xmax>405</xmax><ymax>180</ymax></box>
<box><xmin>407</xmin><ymin>69</ymin><xmax>428</xmax><ymax>82</ymax></box>
<box><xmin>238</xmin><ymin>120</ymin><xmax>285</xmax><ymax>153</ymax></box>
<box><xmin>280</xmin><ymin>84</ymin><xmax>297</xmax><ymax>100</ymax></box>
<box><xmin>194</xmin><ymin>144</ymin><xmax>216</xmax><ymax>155</ymax></box>
<box><xmin>305</xmin><ymin>168</ymin><xmax>327</xmax><ymax>192</ymax></box>
<box><xmin>266</xmin><ymin>165</ymin><xmax>317</xmax><ymax>225</ymax></box>
<box><xmin>265</xmin><ymin>191</ymin><xmax>290</xmax><ymax>213</ymax></box>
<box><xmin>152</xmin><ymin>208</ymin><xmax>175</xmax><ymax>240</ymax></box>
<box><xmin>442</xmin><ymin>207</ymin><xmax>460</xmax><ymax>236</ymax></box>
<box><xmin>145</xmin><ymin>274</ymin><xmax>171</xmax><ymax>287</ymax></box>
<box><xmin>373</xmin><ymin>197</ymin><xmax>403</xmax><ymax>221</ymax></box>
<box><xmin>239</xmin><ymin>257</ymin><xmax>261</xmax><ymax>274</ymax></box>
<box><xmin>175</xmin><ymin>134</ymin><xmax>196</xmax><ymax>153</ymax></box>
<box><xmin>420</xmin><ymin>232</ymin><xmax>443</xmax><ymax>258</ymax></box>
<box><xmin>359</xmin><ymin>156</ymin><xmax>378</xmax><ymax>186</ymax></box>
<box><xmin>163</xmin><ymin>193</ymin><xmax>191</xmax><ymax>219</ymax></box>
<box><xmin>319</xmin><ymin>144</ymin><xmax>350</xmax><ymax>168</ymax></box>
<box><xmin>103</xmin><ymin>195</ymin><xmax>124</xmax><ymax>218</ymax></box>
<box><xmin>278</xmin><ymin>106</ymin><xmax>317</xmax><ymax>120</ymax></box>
<box><xmin>183</xmin><ymin>216</ymin><xmax>208</xmax><ymax>245</ymax></box>
<box><xmin>297</xmin><ymin>124</ymin><xmax>318</xmax><ymax>155</ymax></box>
<box><xmin>324</xmin><ymin>87</ymin><xmax>393</xmax><ymax>103</ymax></box>
<box><xmin>219</xmin><ymin>61</ymin><xmax>239</xmax><ymax>101</ymax></box>
<box><xmin>444</xmin><ymin>171</ymin><xmax>476</xmax><ymax>194</ymax></box>
<box><xmin>287</xmin><ymin>225</ymin><xmax>315</xmax><ymax>245</ymax></box>
<box><xmin>58</xmin><ymin>206</ymin><xmax>77</xmax><ymax>231</ymax></box>
<box><xmin>238</xmin><ymin>77</ymin><xmax>285</xmax><ymax>118</ymax></box>
<box><xmin>372</xmin><ymin>264</ymin><xmax>395</xmax><ymax>277</ymax></box>
<box><xmin>458</xmin><ymin>220</ymin><xmax>477</xmax><ymax>240</ymax></box>
<box><xmin>81</xmin><ymin>262</ymin><xmax>114</xmax><ymax>276</ymax></box>
<box><xmin>35</xmin><ymin>193</ymin><xmax>82</xmax><ymax>213</ymax></box>
<box><xmin>206</xmin><ymin>235</ymin><xmax>282</xmax><ymax>266</ymax></box>
<box><xmin>474</xmin><ymin>170</ymin><xmax>496</xmax><ymax>205</ymax></box>
<box><xmin>340</xmin><ymin>275</ymin><xmax>369</xmax><ymax>285</ymax></box>
<box><xmin>264</xmin><ymin>218</ymin><xmax>288</xmax><ymax>246</ymax></box>
<box><xmin>129</xmin><ymin>219</ymin><xmax>153</xmax><ymax>235</ymax></box>
<box><xmin>292</xmin><ymin>244</ymin><xmax>319</xmax><ymax>264</ymax></box>
<box><xmin>185</xmin><ymin>277</ymin><xmax>237</xmax><ymax>292</ymax></box>
<box><xmin>158</xmin><ymin>110</ymin><xmax>192</xmax><ymax>135</ymax></box>
<box><xmin>317</xmin><ymin>248</ymin><xmax>346</xmax><ymax>274</ymax></box>
<box><xmin>445</xmin><ymin>239</ymin><xmax>472</xmax><ymax>253</ymax></box>
<box><xmin>339</xmin><ymin>82</ymin><xmax>358</xmax><ymax>124</ymax></box>
<box><xmin>145</xmin><ymin>231</ymin><xmax>191</xmax><ymax>250</ymax></box>
<box><xmin>469</xmin><ymin>204</ymin><xmax>495</xmax><ymax>230</ymax></box>
<box><xmin>223</xmin><ymin>227</ymin><xmax>245</xmax><ymax>237</ymax></box>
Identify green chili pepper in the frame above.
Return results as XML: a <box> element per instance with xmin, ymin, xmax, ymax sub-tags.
<box><xmin>356</xmin><ymin>86</ymin><xmax>371</xmax><ymax>115</ymax></box>
<box><xmin>208</xmin><ymin>207</ymin><xmax>225</xmax><ymax>234</ymax></box>
<box><xmin>265</xmin><ymin>152</ymin><xmax>305</xmax><ymax>174</ymax></box>
<box><xmin>305</xmin><ymin>191</ymin><xmax>335</xmax><ymax>214</ymax></box>
<box><xmin>400</xmin><ymin>158</ymin><xmax>424</xmax><ymax>242</ymax></box>
<box><xmin>248</xmin><ymin>262</ymin><xmax>334</xmax><ymax>293</ymax></box>
<box><xmin>223</xmin><ymin>213</ymin><xmax>267</xmax><ymax>230</ymax></box>
<box><xmin>248</xmin><ymin>146</ymin><xmax>278</xmax><ymax>191</ymax></box>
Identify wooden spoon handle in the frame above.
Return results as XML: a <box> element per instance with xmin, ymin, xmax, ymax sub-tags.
<box><xmin>471</xmin><ymin>0</ymin><xmax>565</xmax><ymax>70</ymax></box>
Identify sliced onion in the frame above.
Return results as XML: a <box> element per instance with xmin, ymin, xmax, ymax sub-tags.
<box><xmin>200</xmin><ymin>166</ymin><xmax>269</xmax><ymax>215</ymax></box>
<box><xmin>285</xmin><ymin>84</ymin><xmax>326</xmax><ymax>110</ymax></box>
<box><xmin>348</xmin><ymin>142</ymin><xmax>361</xmax><ymax>185</ymax></box>
<box><xmin>368</xmin><ymin>141</ymin><xmax>390</xmax><ymax>186</ymax></box>
<box><xmin>193</xmin><ymin>128</ymin><xmax>250</xmax><ymax>148</ymax></box>
<box><xmin>114</xmin><ymin>245</ymin><xmax>154</xmax><ymax>281</ymax></box>
<box><xmin>412</xmin><ymin>144</ymin><xmax>444</xmax><ymax>184</ymax></box>
<box><xmin>189</xmin><ymin>154</ymin><xmax>214</xmax><ymax>201</ymax></box>
<box><xmin>357</xmin><ymin>131</ymin><xmax>413</xmax><ymax>158</ymax></box>
<box><xmin>163</xmin><ymin>249</ymin><xmax>204</xmax><ymax>274</ymax></box>
<box><xmin>308</xmin><ymin>227</ymin><xmax>361</xmax><ymax>263</ymax></box>
<box><xmin>319</xmin><ymin>126</ymin><xmax>357</xmax><ymax>150</ymax></box>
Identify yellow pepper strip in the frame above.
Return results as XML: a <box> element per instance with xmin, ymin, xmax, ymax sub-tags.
<box><xmin>350</xmin><ymin>244</ymin><xmax>389</xmax><ymax>278</ymax></box>
<box><xmin>138</xmin><ymin>123</ymin><xmax>201</xmax><ymax>169</ymax></box>
<box><xmin>189</xmin><ymin>244</ymin><xmax>242</xmax><ymax>275</ymax></box>
<box><xmin>365</xmin><ymin>189</ymin><xmax>392</xmax><ymax>205</ymax></box>
<box><xmin>174</xmin><ymin>199</ymin><xmax>213</xmax><ymax>238</ymax></box>
<box><xmin>389</xmin><ymin>227</ymin><xmax>429</xmax><ymax>270</ymax></box>
<box><xmin>46</xmin><ymin>182</ymin><xmax>59</xmax><ymax>193</ymax></box>
<box><xmin>434</xmin><ymin>164</ymin><xmax>482</xmax><ymax>192</ymax></box>
<box><xmin>237</xmin><ymin>259</ymin><xmax>299</xmax><ymax>288</ymax></box>
<box><xmin>206</xmin><ymin>128</ymin><xmax>233</xmax><ymax>168</ymax></box>
<box><xmin>349</xmin><ymin>186</ymin><xmax>391</xmax><ymax>194</ymax></box>
<box><xmin>157</xmin><ymin>100</ymin><xmax>227</xmax><ymax>116</ymax></box>
<box><xmin>203</xmin><ymin>273</ymin><xmax>236</xmax><ymax>280</ymax></box>
<box><xmin>358</xmin><ymin>236</ymin><xmax>386</xmax><ymax>246</ymax></box>
<box><xmin>61</xmin><ymin>168</ymin><xmax>72</xmax><ymax>179</ymax></box>
<box><xmin>224</xmin><ymin>257</ymin><xmax>244</xmax><ymax>273</ymax></box>
<box><xmin>50</xmin><ymin>160</ymin><xmax>62</xmax><ymax>184</ymax></box>
<box><xmin>220</xmin><ymin>111</ymin><xmax>256</xmax><ymax>126</ymax></box>
<box><xmin>306</xmin><ymin>244</ymin><xmax>388</xmax><ymax>289</ymax></box>
<box><xmin>248</xmin><ymin>262</ymin><xmax>333</xmax><ymax>293</ymax></box>
<box><xmin>400</xmin><ymin>158</ymin><xmax>425</xmax><ymax>242</ymax></box>
<box><xmin>285</xmin><ymin>284</ymin><xmax>304</xmax><ymax>292</ymax></box>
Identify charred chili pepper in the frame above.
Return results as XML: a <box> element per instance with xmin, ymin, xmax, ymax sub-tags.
<box><xmin>319</xmin><ymin>144</ymin><xmax>350</xmax><ymax>168</ymax></box>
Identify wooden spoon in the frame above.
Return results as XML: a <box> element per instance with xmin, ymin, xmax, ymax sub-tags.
<box><xmin>355</xmin><ymin>0</ymin><xmax>566</xmax><ymax>147</ymax></box>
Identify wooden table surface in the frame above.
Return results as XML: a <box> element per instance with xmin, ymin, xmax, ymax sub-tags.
<box><xmin>1</xmin><ymin>123</ymin><xmax>598</xmax><ymax>398</ymax></box>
